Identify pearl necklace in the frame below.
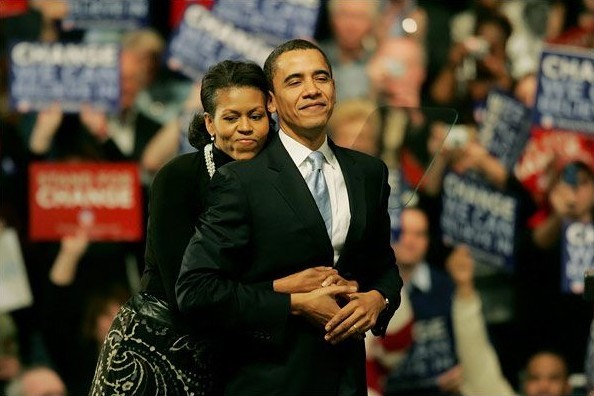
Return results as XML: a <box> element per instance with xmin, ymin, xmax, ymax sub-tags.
<box><xmin>204</xmin><ymin>143</ymin><xmax>215</xmax><ymax>179</ymax></box>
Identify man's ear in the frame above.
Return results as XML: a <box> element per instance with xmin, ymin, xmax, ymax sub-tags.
<box><xmin>267</xmin><ymin>91</ymin><xmax>277</xmax><ymax>113</ymax></box>
<box><xmin>204</xmin><ymin>113</ymin><xmax>215</xmax><ymax>138</ymax></box>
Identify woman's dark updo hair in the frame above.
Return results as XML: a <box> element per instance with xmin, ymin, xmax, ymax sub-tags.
<box><xmin>188</xmin><ymin>60</ymin><xmax>274</xmax><ymax>149</ymax></box>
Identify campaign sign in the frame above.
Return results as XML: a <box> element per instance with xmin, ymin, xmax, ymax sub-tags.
<box><xmin>29</xmin><ymin>162</ymin><xmax>143</xmax><ymax>241</ymax></box>
<box><xmin>212</xmin><ymin>0</ymin><xmax>320</xmax><ymax>45</ymax></box>
<box><xmin>441</xmin><ymin>172</ymin><xmax>518</xmax><ymax>270</ymax></box>
<box><xmin>388</xmin><ymin>168</ymin><xmax>415</xmax><ymax>243</ymax></box>
<box><xmin>166</xmin><ymin>4</ymin><xmax>273</xmax><ymax>81</ymax></box>
<box><xmin>62</xmin><ymin>0</ymin><xmax>149</xmax><ymax>30</ymax></box>
<box><xmin>479</xmin><ymin>91</ymin><xmax>531</xmax><ymax>170</ymax></box>
<box><xmin>533</xmin><ymin>45</ymin><xmax>594</xmax><ymax>136</ymax></box>
<box><xmin>561</xmin><ymin>221</ymin><xmax>594</xmax><ymax>294</ymax></box>
<box><xmin>387</xmin><ymin>316</ymin><xmax>457</xmax><ymax>391</ymax></box>
<box><xmin>9</xmin><ymin>42</ymin><xmax>120</xmax><ymax>113</ymax></box>
<box><xmin>0</xmin><ymin>0</ymin><xmax>28</xmax><ymax>18</ymax></box>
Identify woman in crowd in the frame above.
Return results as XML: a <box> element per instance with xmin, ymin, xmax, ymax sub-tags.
<box><xmin>89</xmin><ymin>60</ymin><xmax>349</xmax><ymax>394</ymax></box>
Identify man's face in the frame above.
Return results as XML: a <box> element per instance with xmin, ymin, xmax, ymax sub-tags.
<box><xmin>394</xmin><ymin>209</ymin><xmax>429</xmax><ymax>269</ymax></box>
<box><xmin>367</xmin><ymin>38</ymin><xmax>426</xmax><ymax>107</ymax></box>
<box><xmin>120</xmin><ymin>51</ymin><xmax>147</xmax><ymax>111</ymax></box>
<box><xmin>523</xmin><ymin>354</ymin><xmax>571</xmax><ymax>396</ymax></box>
<box><xmin>331</xmin><ymin>1</ymin><xmax>374</xmax><ymax>52</ymax></box>
<box><xmin>268</xmin><ymin>49</ymin><xmax>336</xmax><ymax>140</ymax></box>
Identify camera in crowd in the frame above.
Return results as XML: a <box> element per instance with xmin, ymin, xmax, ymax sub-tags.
<box><xmin>464</xmin><ymin>36</ymin><xmax>490</xmax><ymax>59</ymax></box>
<box><xmin>445</xmin><ymin>125</ymin><xmax>471</xmax><ymax>149</ymax></box>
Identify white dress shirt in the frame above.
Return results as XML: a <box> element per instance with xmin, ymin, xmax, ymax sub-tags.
<box><xmin>279</xmin><ymin>130</ymin><xmax>351</xmax><ymax>264</ymax></box>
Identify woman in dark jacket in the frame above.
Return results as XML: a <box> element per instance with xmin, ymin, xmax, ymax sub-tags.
<box><xmin>89</xmin><ymin>60</ymin><xmax>346</xmax><ymax>394</ymax></box>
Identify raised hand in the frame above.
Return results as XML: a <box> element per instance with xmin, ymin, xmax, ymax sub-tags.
<box><xmin>80</xmin><ymin>103</ymin><xmax>108</xmax><ymax>142</ymax></box>
<box><xmin>29</xmin><ymin>103</ymin><xmax>63</xmax><ymax>154</ymax></box>
<box><xmin>446</xmin><ymin>244</ymin><xmax>475</xmax><ymax>298</ymax></box>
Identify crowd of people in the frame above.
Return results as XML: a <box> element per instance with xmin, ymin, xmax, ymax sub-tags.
<box><xmin>1</xmin><ymin>0</ymin><xmax>594</xmax><ymax>395</ymax></box>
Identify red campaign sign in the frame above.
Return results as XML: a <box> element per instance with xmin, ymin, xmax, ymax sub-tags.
<box><xmin>514</xmin><ymin>126</ymin><xmax>594</xmax><ymax>205</ymax></box>
<box><xmin>548</xmin><ymin>27</ymin><xmax>594</xmax><ymax>49</ymax></box>
<box><xmin>29</xmin><ymin>162</ymin><xmax>143</xmax><ymax>241</ymax></box>
<box><xmin>0</xmin><ymin>0</ymin><xmax>28</xmax><ymax>18</ymax></box>
<box><xmin>169</xmin><ymin>0</ymin><xmax>214</xmax><ymax>28</ymax></box>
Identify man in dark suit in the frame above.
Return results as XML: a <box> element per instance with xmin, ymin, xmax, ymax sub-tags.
<box><xmin>176</xmin><ymin>39</ymin><xmax>402</xmax><ymax>395</ymax></box>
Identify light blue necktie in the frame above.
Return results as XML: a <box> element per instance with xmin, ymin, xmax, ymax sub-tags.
<box><xmin>306</xmin><ymin>151</ymin><xmax>332</xmax><ymax>237</ymax></box>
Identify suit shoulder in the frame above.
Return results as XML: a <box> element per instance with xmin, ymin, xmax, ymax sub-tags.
<box><xmin>336</xmin><ymin>146</ymin><xmax>387</xmax><ymax>171</ymax></box>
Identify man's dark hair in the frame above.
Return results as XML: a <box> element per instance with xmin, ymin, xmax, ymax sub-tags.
<box><xmin>263</xmin><ymin>39</ymin><xmax>333</xmax><ymax>92</ymax></box>
<box><xmin>475</xmin><ymin>13</ymin><xmax>513</xmax><ymax>42</ymax></box>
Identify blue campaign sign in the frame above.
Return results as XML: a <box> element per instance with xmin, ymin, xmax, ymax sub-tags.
<box><xmin>9</xmin><ymin>42</ymin><xmax>120</xmax><ymax>113</ymax></box>
<box><xmin>479</xmin><ymin>90</ymin><xmax>531</xmax><ymax>170</ymax></box>
<box><xmin>561</xmin><ymin>221</ymin><xmax>594</xmax><ymax>294</ymax></box>
<box><xmin>533</xmin><ymin>45</ymin><xmax>594</xmax><ymax>136</ymax></box>
<box><xmin>440</xmin><ymin>172</ymin><xmax>518</xmax><ymax>271</ymax></box>
<box><xmin>212</xmin><ymin>0</ymin><xmax>320</xmax><ymax>45</ymax></box>
<box><xmin>166</xmin><ymin>5</ymin><xmax>274</xmax><ymax>81</ymax></box>
<box><xmin>62</xmin><ymin>0</ymin><xmax>149</xmax><ymax>30</ymax></box>
<box><xmin>387</xmin><ymin>316</ymin><xmax>457</xmax><ymax>391</ymax></box>
<box><xmin>388</xmin><ymin>168</ymin><xmax>416</xmax><ymax>243</ymax></box>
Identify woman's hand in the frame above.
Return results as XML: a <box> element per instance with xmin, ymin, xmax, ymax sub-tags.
<box><xmin>274</xmin><ymin>267</ymin><xmax>358</xmax><ymax>294</ymax></box>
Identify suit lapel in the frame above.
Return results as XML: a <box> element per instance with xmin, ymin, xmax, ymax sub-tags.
<box><xmin>265</xmin><ymin>134</ymin><xmax>333</xmax><ymax>258</ymax></box>
<box><xmin>332</xmin><ymin>143</ymin><xmax>366</xmax><ymax>267</ymax></box>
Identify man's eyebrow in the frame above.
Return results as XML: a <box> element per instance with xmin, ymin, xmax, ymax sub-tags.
<box><xmin>313</xmin><ymin>70</ymin><xmax>331</xmax><ymax>77</ymax></box>
<box><xmin>282</xmin><ymin>69</ymin><xmax>331</xmax><ymax>84</ymax></box>
<box><xmin>283</xmin><ymin>73</ymin><xmax>304</xmax><ymax>84</ymax></box>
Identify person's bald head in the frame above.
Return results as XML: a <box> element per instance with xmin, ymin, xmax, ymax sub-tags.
<box><xmin>6</xmin><ymin>366</ymin><xmax>66</xmax><ymax>396</ymax></box>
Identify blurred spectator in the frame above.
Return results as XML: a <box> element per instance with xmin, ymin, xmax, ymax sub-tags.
<box><xmin>368</xmin><ymin>36</ymin><xmax>426</xmax><ymax>109</ymax></box>
<box><xmin>522</xmin><ymin>351</ymin><xmax>572</xmax><ymax>396</ymax></box>
<box><xmin>141</xmin><ymin>83</ymin><xmax>203</xmax><ymax>173</ymax></box>
<box><xmin>516</xmin><ymin>160</ymin><xmax>594</xmax><ymax>374</ymax></box>
<box><xmin>449</xmin><ymin>0</ymin><xmax>504</xmax><ymax>45</ymax></box>
<box><xmin>366</xmin><ymin>207</ymin><xmax>513</xmax><ymax>396</ymax></box>
<box><xmin>367</xmin><ymin>36</ymin><xmax>429</xmax><ymax>174</ymax></box>
<box><xmin>0</xmin><ymin>314</ymin><xmax>21</xmax><ymax>390</ymax></box>
<box><xmin>328</xmin><ymin>98</ymin><xmax>381</xmax><ymax>156</ymax></box>
<box><xmin>68</xmin><ymin>285</ymin><xmax>130</xmax><ymax>395</ymax></box>
<box><xmin>319</xmin><ymin>0</ymin><xmax>379</xmax><ymax>101</ymax></box>
<box><xmin>578</xmin><ymin>0</ymin><xmax>594</xmax><ymax>31</ymax></box>
<box><xmin>450</xmin><ymin>0</ymin><xmax>566</xmax><ymax>79</ymax></box>
<box><xmin>81</xmin><ymin>46</ymin><xmax>163</xmax><ymax>163</ymax></box>
<box><xmin>124</xmin><ymin>28</ymin><xmax>193</xmax><ymax>127</ymax></box>
<box><xmin>27</xmin><ymin>0</ymin><xmax>69</xmax><ymax>43</ymax></box>
<box><xmin>533</xmin><ymin>161</ymin><xmax>594</xmax><ymax>249</ymax></box>
<box><xmin>35</xmin><ymin>229</ymin><xmax>131</xmax><ymax>394</ymax></box>
<box><xmin>431</xmin><ymin>12</ymin><xmax>513</xmax><ymax>124</ymax></box>
<box><xmin>504</xmin><ymin>0</ymin><xmax>567</xmax><ymax>79</ymax></box>
<box><xmin>375</xmin><ymin>0</ymin><xmax>427</xmax><ymax>43</ymax></box>
<box><xmin>5</xmin><ymin>365</ymin><xmax>66</xmax><ymax>396</ymax></box>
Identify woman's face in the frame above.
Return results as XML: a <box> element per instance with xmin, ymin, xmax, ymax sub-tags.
<box><xmin>205</xmin><ymin>87</ymin><xmax>270</xmax><ymax>161</ymax></box>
